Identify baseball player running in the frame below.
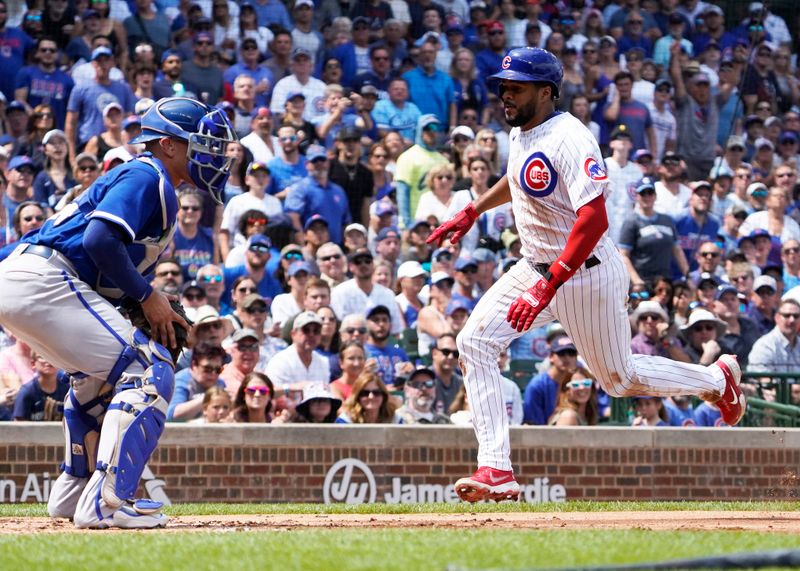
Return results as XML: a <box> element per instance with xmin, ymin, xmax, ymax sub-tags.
<box><xmin>428</xmin><ymin>48</ymin><xmax>745</xmax><ymax>503</ymax></box>
<box><xmin>0</xmin><ymin>97</ymin><xmax>237</xmax><ymax>528</ymax></box>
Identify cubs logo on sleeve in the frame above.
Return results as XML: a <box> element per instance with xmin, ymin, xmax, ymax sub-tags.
<box><xmin>583</xmin><ymin>157</ymin><xmax>608</xmax><ymax>181</ymax></box>
<box><xmin>519</xmin><ymin>152</ymin><xmax>558</xmax><ymax>197</ymax></box>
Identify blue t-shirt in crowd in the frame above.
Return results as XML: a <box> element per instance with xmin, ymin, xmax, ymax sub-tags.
<box><xmin>663</xmin><ymin>399</ymin><xmax>696</xmax><ymax>426</ymax></box>
<box><xmin>284</xmin><ymin>175</ymin><xmax>351</xmax><ymax>245</ymax></box>
<box><xmin>12</xmin><ymin>372</ymin><xmax>70</xmax><ymax>421</ymax></box>
<box><xmin>673</xmin><ymin>212</ymin><xmax>721</xmax><ymax>274</ymax></box>
<box><xmin>402</xmin><ymin>66</ymin><xmax>454</xmax><ymax>127</ymax></box>
<box><xmin>372</xmin><ymin>99</ymin><xmax>421</xmax><ymax>142</ymax></box>
<box><xmin>693</xmin><ymin>402</ymin><xmax>726</xmax><ymax>427</ymax></box>
<box><xmin>0</xmin><ymin>27</ymin><xmax>34</xmax><ymax>101</ymax></box>
<box><xmin>266</xmin><ymin>156</ymin><xmax>307</xmax><ymax>195</ymax></box>
<box><xmin>522</xmin><ymin>371</ymin><xmax>560</xmax><ymax>425</ymax></box>
<box><xmin>15</xmin><ymin>65</ymin><xmax>75</xmax><ymax>129</ymax></box>
<box><xmin>172</xmin><ymin>227</ymin><xmax>215</xmax><ymax>281</ymax></box>
<box><xmin>66</xmin><ymin>80</ymin><xmax>136</xmax><ymax>145</ymax></box>
<box><xmin>223</xmin><ymin>264</ymin><xmax>283</xmax><ymax>306</ymax></box>
<box><xmin>365</xmin><ymin>342</ymin><xmax>408</xmax><ymax>387</ymax></box>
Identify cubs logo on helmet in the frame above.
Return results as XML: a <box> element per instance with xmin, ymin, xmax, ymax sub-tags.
<box><xmin>520</xmin><ymin>152</ymin><xmax>558</xmax><ymax>197</ymax></box>
<box><xmin>501</xmin><ymin>56</ymin><xmax>512</xmax><ymax>69</ymax></box>
<box><xmin>584</xmin><ymin>157</ymin><xmax>608</xmax><ymax>181</ymax></box>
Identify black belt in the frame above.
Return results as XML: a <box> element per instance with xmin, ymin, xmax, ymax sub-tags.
<box><xmin>22</xmin><ymin>244</ymin><xmax>56</xmax><ymax>260</ymax></box>
<box><xmin>533</xmin><ymin>256</ymin><xmax>600</xmax><ymax>277</ymax></box>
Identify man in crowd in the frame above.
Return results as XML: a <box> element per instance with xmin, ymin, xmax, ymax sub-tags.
<box><xmin>396</xmin><ymin>367</ymin><xmax>452</xmax><ymax>424</ymax></box>
<box><xmin>364</xmin><ymin>304</ymin><xmax>411</xmax><ymax>388</ymax></box>
<box><xmin>168</xmin><ymin>342</ymin><xmax>227</xmax><ymax>421</ymax></box>
<box><xmin>523</xmin><ymin>337</ymin><xmax>579</xmax><ymax>425</ymax></box>
<box><xmin>266</xmin><ymin>311</ymin><xmax>329</xmax><ymax>389</ymax></box>
<box><xmin>431</xmin><ymin>333</ymin><xmax>463</xmax><ymax>415</ymax></box>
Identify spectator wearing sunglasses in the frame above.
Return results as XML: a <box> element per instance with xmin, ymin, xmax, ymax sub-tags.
<box><xmin>548</xmin><ymin>370</ymin><xmax>599</xmax><ymax>426</ymax></box>
<box><xmin>265</xmin><ymin>310</ymin><xmax>330</xmax><ymax>391</ymax></box>
<box><xmin>364</xmin><ymin>304</ymin><xmax>411</xmax><ymax>388</ymax></box>
<box><xmin>430</xmin><ymin>333</ymin><xmax>463</xmax><ymax>414</ymax></box>
<box><xmin>630</xmin><ymin>300</ymin><xmax>689</xmax><ymax>361</ymax></box>
<box><xmin>222</xmin><ymin>208</ymin><xmax>271</xmax><ymax>269</ymax></box>
<box><xmin>168</xmin><ymin>342</ymin><xmax>227</xmax><ymax>421</ymax></box>
<box><xmin>171</xmin><ymin>190</ymin><xmax>214</xmax><ymax>281</ymax></box>
<box><xmin>678</xmin><ymin>309</ymin><xmax>730</xmax><ymax>366</ymax></box>
<box><xmin>0</xmin><ymin>200</ymin><xmax>46</xmax><ymax>262</ymax></box>
<box><xmin>195</xmin><ymin>265</ymin><xmax>227</xmax><ymax>314</ymax></box>
<box><xmin>522</xmin><ymin>336</ymin><xmax>580</xmax><ymax>425</ymax></box>
<box><xmin>220</xmin><ymin>328</ymin><xmax>262</xmax><ymax>399</ymax></box>
<box><xmin>336</xmin><ymin>370</ymin><xmax>398</xmax><ymax>424</ymax></box>
<box><xmin>55</xmin><ymin>152</ymin><xmax>100</xmax><ymax>212</ymax></box>
<box><xmin>232</xmin><ymin>372</ymin><xmax>275</xmax><ymax>423</ymax></box>
<box><xmin>151</xmin><ymin>257</ymin><xmax>183</xmax><ymax>295</ymax></box>
<box><xmin>316</xmin><ymin>242</ymin><xmax>347</xmax><ymax>288</ymax></box>
<box><xmin>396</xmin><ymin>366</ymin><xmax>451</xmax><ymax>424</ymax></box>
<box><xmin>179</xmin><ymin>280</ymin><xmax>207</xmax><ymax>319</ymax></box>
<box><xmin>223</xmin><ymin>233</ymin><xmax>282</xmax><ymax>306</ymax></box>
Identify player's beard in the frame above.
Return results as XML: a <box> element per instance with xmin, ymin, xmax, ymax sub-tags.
<box><xmin>504</xmin><ymin>99</ymin><xmax>537</xmax><ymax>128</ymax></box>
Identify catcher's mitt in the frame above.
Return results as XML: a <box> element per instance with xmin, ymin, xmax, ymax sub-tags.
<box><xmin>122</xmin><ymin>299</ymin><xmax>193</xmax><ymax>362</ymax></box>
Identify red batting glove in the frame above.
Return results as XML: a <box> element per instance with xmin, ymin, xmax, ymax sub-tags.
<box><xmin>506</xmin><ymin>278</ymin><xmax>557</xmax><ymax>332</ymax></box>
<box><xmin>426</xmin><ymin>203</ymin><xmax>478</xmax><ymax>247</ymax></box>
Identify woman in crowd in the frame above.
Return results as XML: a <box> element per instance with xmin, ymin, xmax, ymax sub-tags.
<box><xmin>225</xmin><ymin>275</ymin><xmax>260</xmax><ymax>330</ymax></box>
<box><xmin>84</xmin><ymin>103</ymin><xmax>123</xmax><ymax>160</ymax></box>
<box><xmin>276</xmin><ymin>243</ymin><xmax>304</xmax><ymax>290</ymax></box>
<box><xmin>316</xmin><ymin>305</ymin><xmax>340</xmax><ymax>362</ymax></box>
<box><xmin>474</xmin><ymin>128</ymin><xmax>501</xmax><ymax>176</ymax></box>
<box><xmin>580</xmin><ymin>9</ymin><xmax>605</xmax><ymax>43</ymax></box>
<box><xmin>280</xmin><ymin>94</ymin><xmax>318</xmax><ymax>154</ymax></box>
<box><xmin>232</xmin><ymin>372</ymin><xmax>275</xmax><ymax>423</ymax></box>
<box><xmin>415</xmin><ymin>163</ymin><xmax>455</xmax><ymax>225</ymax></box>
<box><xmin>270</xmin><ymin>261</ymin><xmax>312</xmax><ymax>325</ymax></box>
<box><xmin>336</xmin><ymin>371</ymin><xmax>398</xmax><ymax>424</ymax></box>
<box><xmin>367</xmin><ymin>142</ymin><xmax>393</xmax><ymax>200</ymax></box>
<box><xmin>449</xmin><ymin>48</ymin><xmax>488</xmax><ymax>125</ymax></box>
<box><xmin>448</xmin><ymin>156</ymin><xmax>511</xmax><ymax>253</ymax></box>
<box><xmin>558</xmin><ymin>46</ymin><xmax>585</xmax><ymax>113</ymax></box>
<box><xmin>90</xmin><ymin>0</ymin><xmax>128</xmax><ymax>62</ymax></box>
<box><xmin>548</xmin><ymin>370</ymin><xmax>599</xmax><ymax>426</ymax></box>
<box><xmin>671</xmin><ymin>281</ymin><xmax>693</xmax><ymax>329</ymax></box>
<box><xmin>238</xmin><ymin>2</ymin><xmax>274</xmax><ymax>54</ymax></box>
<box><xmin>14</xmin><ymin>104</ymin><xmax>56</xmax><ymax>164</ymax></box>
<box><xmin>331</xmin><ymin>341</ymin><xmax>367</xmax><ymax>401</ymax></box>
<box><xmin>32</xmin><ymin>130</ymin><xmax>75</xmax><ymax>210</ymax></box>
<box><xmin>773</xmin><ymin>46</ymin><xmax>799</xmax><ymax>114</ymax></box>
<box><xmin>569</xmin><ymin>94</ymin><xmax>600</xmax><ymax>141</ymax></box>
<box><xmin>10</xmin><ymin>201</ymin><xmax>46</xmax><ymax>245</ymax></box>
<box><xmin>631</xmin><ymin>396</ymin><xmax>669</xmax><ymax>427</ymax></box>
<box><xmin>211</xmin><ymin>0</ymin><xmax>238</xmax><ymax>52</ymax></box>
<box><xmin>293</xmin><ymin>384</ymin><xmax>341</xmax><ymax>424</ymax></box>
<box><xmin>223</xmin><ymin>141</ymin><xmax>251</xmax><ymax>205</ymax></box>
<box><xmin>189</xmin><ymin>387</ymin><xmax>233</xmax><ymax>424</ymax></box>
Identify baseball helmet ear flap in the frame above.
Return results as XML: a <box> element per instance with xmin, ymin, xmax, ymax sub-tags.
<box><xmin>487</xmin><ymin>47</ymin><xmax>563</xmax><ymax>99</ymax></box>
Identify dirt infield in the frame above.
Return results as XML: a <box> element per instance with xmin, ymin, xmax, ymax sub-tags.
<box><xmin>1</xmin><ymin>511</ymin><xmax>799</xmax><ymax>534</ymax></box>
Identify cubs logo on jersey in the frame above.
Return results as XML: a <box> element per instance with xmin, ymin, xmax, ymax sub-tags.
<box><xmin>519</xmin><ymin>152</ymin><xmax>558</xmax><ymax>197</ymax></box>
<box><xmin>583</xmin><ymin>157</ymin><xmax>608</xmax><ymax>181</ymax></box>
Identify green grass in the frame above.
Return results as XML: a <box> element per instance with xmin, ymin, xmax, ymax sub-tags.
<box><xmin>0</xmin><ymin>528</ymin><xmax>797</xmax><ymax>571</ymax></box>
<box><xmin>2</xmin><ymin>500</ymin><xmax>799</xmax><ymax>518</ymax></box>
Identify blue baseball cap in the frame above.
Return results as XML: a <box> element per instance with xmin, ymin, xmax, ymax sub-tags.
<box><xmin>288</xmin><ymin>261</ymin><xmax>316</xmax><ymax>278</ymax></box>
<box><xmin>160</xmin><ymin>48</ymin><xmax>182</xmax><ymax>64</ymax></box>
<box><xmin>122</xmin><ymin>115</ymin><xmax>141</xmax><ymax>130</ymax></box>
<box><xmin>716</xmin><ymin>284</ymin><xmax>739</xmax><ymax>300</ymax></box>
<box><xmin>303</xmin><ymin>214</ymin><xmax>329</xmax><ymax>231</ymax></box>
<box><xmin>472</xmin><ymin>248</ymin><xmax>496</xmax><ymax>263</ymax></box>
<box><xmin>634</xmin><ymin>176</ymin><xmax>657</xmax><ymax>194</ymax></box>
<box><xmin>445</xmin><ymin>299</ymin><xmax>470</xmax><ymax>316</ymax></box>
<box><xmin>6</xmin><ymin>101</ymin><xmax>26</xmax><ymax>114</ymax></box>
<box><xmin>375</xmin><ymin>201</ymin><xmax>396</xmax><ymax>217</ymax></box>
<box><xmin>8</xmin><ymin>155</ymin><xmax>34</xmax><ymax>171</ymax></box>
<box><xmin>286</xmin><ymin>91</ymin><xmax>306</xmax><ymax>101</ymax></box>
<box><xmin>455</xmin><ymin>257</ymin><xmax>478</xmax><ymax>272</ymax></box>
<box><xmin>376</xmin><ymin>226</ymin><xmax>400</xmax><ymax>242</ymax></box>
<box><xmin>305</xmin><ymin>145</ymin><xmax>328</xmax><ymax>162</ymax></box>
<box><xmin>248</xmin><ymin>233</ymin><xmax>271</xmax><ymax>249</ymax></box>
<box><xmin>91</xmin><ymin>46</ymin><xmax>113</xmax><ymax>60</ymax></box>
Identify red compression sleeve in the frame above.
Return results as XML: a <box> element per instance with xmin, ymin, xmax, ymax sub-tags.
<box><xmin>547</xmin><ymin>194</ymin><xmax>609</xmax><ymax>286</ymax></box>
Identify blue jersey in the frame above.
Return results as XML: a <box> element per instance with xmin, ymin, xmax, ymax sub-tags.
<box><xmin>663</xmin><ymin>399</ymin><xmax>696</xmax><ymax>426</ymax></box>
<box><xmin>172</xmin><ymin>226</ymin><xmax>214</xmax><ymax>280</ymax></box>
<box><xmin>284</xmin><ymin>175</ymin><xmax>351</xmax><ymax>244</ymax></box>
<box><xmin>223</xmin><ymin>264</ymin><xmax>283</xmax><ymax>306</ymax></box>
<box><xmin>27</xmin><ymin>155</ymin><xmax>178</xmax><ymax>301</ymax></box>
<box><xmin>15</xmin><ymin>65</ymin><xmax>75</xmax><ymax>129</ymax></box>
<box><xmin>365</xmin><ymin>342</ymin><xmax>409</xmax><ymax>387</ymax></box>
<box><xmin>0</xmin><ymin>27</ymin><xmax>34</xmax><ymax>101</ymax></box>
<box><xmin>266</xmin><ymin>156</ymin><xmax>308</xmax><ymax>195</ymax></box>
<box><xmin>67</xmin><ymin>80</ymin><xmax>136</xmax><ymax>145</ymax></box>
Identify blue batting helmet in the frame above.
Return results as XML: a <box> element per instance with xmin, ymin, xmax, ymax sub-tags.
<box><xmin>129</xmin><ymin>97</ymin><xmax>237</xmax><ymax>204</ymax></box>
<box><xmin>487</xmin><ymin>47</ymin><xmax>563</xmax><ymax>99</ymax></box>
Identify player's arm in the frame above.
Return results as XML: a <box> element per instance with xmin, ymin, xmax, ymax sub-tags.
<box><xmin>83</xmin><ymin>219</ymin><xmax>189</xmax><ymax>348</ymax></box>
<box><xmin>507</xmin><ymin>195</ymin><xmax>609</xmax><ymax>331</ymax></box>
<box><xmin>64</xmin><ymin>110</ymin><xmax>79</xmax><ymax>164</ymax></box>
<box><xmin>428</xmin><ymin>175</ymin><xmax>511</xmax><ymax>246</ymax></box>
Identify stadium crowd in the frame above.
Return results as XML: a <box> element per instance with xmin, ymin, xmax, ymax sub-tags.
<box><xmin>1</xmin><ymin>0</ymin><xmax>800</xmax><ymax>429</ymax></box>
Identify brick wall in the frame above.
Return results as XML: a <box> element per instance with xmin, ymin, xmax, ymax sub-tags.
<box><xmin>0</xmin><ymin>424</ymin><xmax>798</xmax><ymax>504</ymax></box>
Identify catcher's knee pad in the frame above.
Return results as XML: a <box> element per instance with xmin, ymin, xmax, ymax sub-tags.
<box><xmin>96</xmin><ymin>363</ymin><xmax>172</xmax><ymax>507</ymax></box>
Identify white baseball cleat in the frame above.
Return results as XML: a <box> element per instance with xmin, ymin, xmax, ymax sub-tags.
<box><xmin>454</xmin><ymin>466</ymin><xmax>520</xmax><ymax>503</ymax></box>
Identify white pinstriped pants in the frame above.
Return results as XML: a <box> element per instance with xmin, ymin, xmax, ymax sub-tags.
<box><xmin>456</xmin><ymin>245</ymin><xmax>725</xmax><ymax>471</ymax></box>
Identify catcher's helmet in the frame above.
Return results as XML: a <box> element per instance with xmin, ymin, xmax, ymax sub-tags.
<box><xmin>129</xmin><ymin>97</ymin><xmax>237</xmax><ymax>204</ymax></box>
<box><xmin>487</xmin><ymin>47</ymin><xmax>563</xmax><ymax>99</ymax></box>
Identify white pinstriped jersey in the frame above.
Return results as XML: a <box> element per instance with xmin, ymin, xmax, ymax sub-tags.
<box><xmin>507</xmin><ymin>111</ymin><xmax>613</xmax><ymax>262</ymax></box>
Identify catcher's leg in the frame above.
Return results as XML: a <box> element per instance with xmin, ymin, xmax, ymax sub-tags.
<box><xmin>48</xmin><ymin>377</ymin><xmax>109</xmax><ymax>519</ymax></box>
<box><xmin>73</xmin><ymin>332</ymin><xmax>175</xmax><ymax>529</ymax></box>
